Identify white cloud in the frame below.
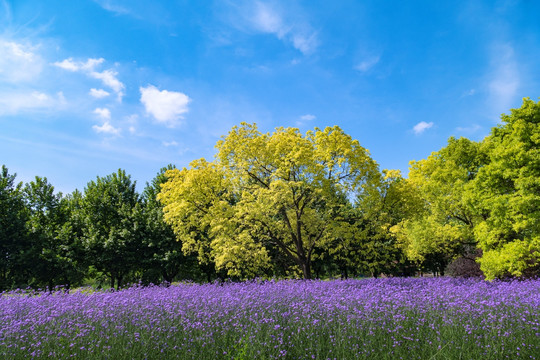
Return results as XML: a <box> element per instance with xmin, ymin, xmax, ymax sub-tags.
<box><xmin>57</xmin><ymin>91</ymin><xmax>66</xmax><ymax>104</ymax></box>
<box><xmin>53</xmin><ymin>57</ymin><xmax>104</xmax><ymax>72</ymax></box>
<box><xmin>92</xmin><ymin>121</ymin><xmax>120</xmax><ymax>135</ymax></box>
<box><xmin>355</xmin><ymin>56</ymin><xmax>380</xmax><ymax>72</ymax></box>
<box><xmin>89</xmin><ymin>69</ymin><xmax>124</xmax><ymax>99</ymax></box>
<box><xmin>32</xmin><ymin>92</ymin><xmax>49</xmax><ymax>102</ymax></box>
<box><xmin>54</xmin><ymin>57</ymin><xmax>124</xmax><ymax>101</ymax></box>
<box><xmin>462</xmin><ymin>89</ymin><xmax>476</xmax><ymax>97</ymax></box>
<box><xmin>89</xmin><ymin>88</ymin><xmax>110</xmax><ymax>98</ymax></box>
<box><xmin>91</xmin><ymin>105</ymin><xmax>119</xmax><ymax>136</ymax></box>
<box><xmin>300</xmin><ymin>114</ymin><xmax>316</xmax><ymax>121</ymax></box>
<box><xmin>413</xmin><ymin>121</ymin><xmax>434</xmax><ymax>135</ymax></box>
<box><xmin>140</xmin><ymin>85</ymin><xmax>190</xmax><ymax>127</ymax></box>
<box><xmin>93</xmin><ymin>0</ymin><xmax>131</xmax><ymax>16</ymax></box>
<box><xmin>456</xmin><ymin>124</ymin><xmax>481</xmax><ymax>134</ymax></box>
<box><xmin>0</xmin><ymin>40</ymin><xmax>44</xmax><ymax>83</ymax></box>
<box><xmin>234</xmin><ymin>1</ymin><xmax>318</xmax><ymax>55</ymax></box>
<box><xmin>53</xmin><ymin>58</ymin><xmax>79</xmax><ymax>71</ymax></box>
<box><xmin>162</xmin><ymin>141</ymin><xmax>179</xmax><ymax>147</ymax></box>
<box><xmin>0</xmin><ymin>90</ymin><xmax>63</xmax><ymax>115</ymax></box>
<box><xmin>487</xmin><ymin>43</ymin><xmax>519</xmax><ymax>115</ymax></box>
<box><xmin>292</xmin><ymin>33</ymin><xmax>318</xmax><ymax>55</ymax></box>
<box><xmin>2</xmin><ymin>1</ymin><xmax>12</xmax><ymax>22</ymax></box>
<box><xmin>252</xmin><ymin>2</ymin><xmax>285</xmax><ymax>36</ymax></box>
<box><xmin>93</xmin><ymin>107</ymin><xmax>111</xmax><ymax>120</ymax></box>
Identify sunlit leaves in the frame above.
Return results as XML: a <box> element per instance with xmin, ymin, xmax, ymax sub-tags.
<box><xmin>394</xmin><ymin>137</ymin><xmax>487</xmax><ymax>274</ymax></box>
<box><xmin>473</xmin><ymin>98</ymin><xmax>540</xmax><ymax>279</ymax></box>
<box><xmin>160</xmin><ymin>123</ymin><xmax>379</xmax><ymax>279</ymax></box>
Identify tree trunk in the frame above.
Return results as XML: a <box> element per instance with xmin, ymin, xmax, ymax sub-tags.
<box><xmin>302</xmin><ymin>261</ymin><xmax>312</xmax><ymax>280</ymax></box>
<box><xmin>341</xmin><ymin>266</ymin><xmax>349</xmax><ymax>280</ymax></box>
<box><xmin>162</xmin><ymin>271</ymin><xmax>173</xmax><ymax>284</ymax></box>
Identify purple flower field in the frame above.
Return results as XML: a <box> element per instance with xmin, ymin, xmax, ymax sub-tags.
<box><xmin>1</xmin><ymin>277</ymin><xmax>539</xmax><ymax>359</ymax></box>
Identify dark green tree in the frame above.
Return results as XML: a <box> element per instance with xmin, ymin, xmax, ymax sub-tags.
<box><xmin>55</xmin><ymin>190</ymin><xmax>88</xmax><ymax>288</ymax></box>
<box><xmin>24</xmin><ymin>176</ymin><xmax>65</xmax><ymax>290</ymax></box>
<box><xmin>23</xmin><ymin>177</ymin><xmax>86</xmax><ymax>290</ymax></box>
<box><xmin>325</xmin><ymin>170</ymin><xmax>422</xmax><ymax>279</ymax></box>
<box><xmin>81</xmin><ymin>169</ymin><xmax>144</xmax><ymax>289</ymax></box>
<box><xmin>0</xmin><ymin>166</ymin><xmax>30</xmax><ymax>290</ymax></box>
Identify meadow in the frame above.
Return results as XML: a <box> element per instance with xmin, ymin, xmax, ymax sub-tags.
<box><xmin>1</xmin><ymin>278</ymin><xmax>539</xmax><ymax>359</ymax></box>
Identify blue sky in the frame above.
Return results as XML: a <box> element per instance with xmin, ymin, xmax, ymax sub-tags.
<box><xmin>1</xmin><ymin>0</ymin><xmax>539</xmax><ymax>194</ymax></box>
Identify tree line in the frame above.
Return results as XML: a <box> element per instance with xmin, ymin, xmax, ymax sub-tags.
<box><xmin>0</xmin><ymin>166</ymin><xmax>210</xmax><ymax>291</ymax></box>
<box><xmin>1</xmin><ymin>98</ymin><xmax>538</xmax><ymax>289</ymax></box>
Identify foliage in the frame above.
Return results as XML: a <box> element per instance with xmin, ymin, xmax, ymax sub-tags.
<box><xmin>56</xmin><ymin>190</ymin><xmax>90</xmax><ymax>287</ymax></box>
<box><xmin>81</xmin><ymin>169</ymin><xmax>144</xmax><ymax>289</ymax></box>
<box><xmin>2</xmin><ymin>99</ymin><xmax>540</xmax><ymax>285</ymax></box>
<box><xmin>160</xmin><ymin>123</ymin><xmax>379</xmax><ymax>279</ymax></box>
<box><xmin>141</xmin><ymin>165</ymin><xmax>201</xmax><ymax>283</ymax></box>
<box><xmin>351</xmin><ymin>169</ymin><xmax>422</xmax><ymax>277</ymax></box>
<box><xmin>159</xmin><ymin>159</ymin><xmax>232</xmax><ymax>280</ymax></box>
<box><xmin>472</xmin><ymin>98</ymin><xmax>540</xmax><ymax>279</ymax></box>
<box><xmin>394</xmin><ymin>137</ymin><xmax>487</xmax><ymax>274</ymax></box>
<box><xmin>0</xmin><ymin>166</ymin><xmax>29</xmax><ymax>290</ymax></box>
<box><xmin>24</xmin><ymin>177</ymin><xmax>85</xmax><ymax>290</ymax></box>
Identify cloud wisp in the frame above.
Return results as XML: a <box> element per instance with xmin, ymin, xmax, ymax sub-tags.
<box><xmin>92</xmin><ymin>0</ymin><xmax>132</xmax><ymax>16</ymax></box>
<box><xmin>300</xmin><ymin>114</ymin><xmax>316</xmax><ymax>121</ymax></box>
<box><xmin>90</xmin><ymin>88</ymin><xmax>110</xmax><ymax>98</ymax></box>
<box><xmin>295</xmin><ymin>113</ymin><xmax>316</xmax><ymax>127</ymax></box>
<box><xmin>456</xmin><ymin>124</ymin><xmax>481</xmax><ymax>134</ymax></box>
<box><xmin>93</xmin><ymin>107</ymin><xmax>111</xmax><ymax>120</ymax></box>
<box><xmin>92</xmin><ymin>121</ymin><xmax>120</xmax><ymax>135</ymax></box>
<box><xmin>229</xmin><ymin>1</ymin><xmax>318</xmax><ymax>55</ymax></box>
<box><xmin>0</xmin><ymin>91</ymin><xmax>66</xmax><ymax>116</ymax></box>
<box><xmin>355</xmin><ymin>55</ymin><xmax>380</xmax><ymax>73</ymax></box>
<box><xmin>487</xmin><ymin>43</ymin><xmax>520</xmax><ymax>118</ymax></box>
<box><xmin>412</xmin><ymin>121</ymin><xmax>434</xmax><ymax>135</ymax></box>
<box><xmin>140</xmin><ymin>85</ymin><xmax>191</xmax><ymax>128</ymax></box>
<box><xmin>162</xmin><ymin>141</ymin><xmax>179</xmax><ymax>147</ymax></box>
<box><xmin>0</xmin><ymin>40</ymin><xmax>44</xmax><ymax>83</ymax></box>
<box><xmin>92</xmin><ymin>107</ymin><xmax>120</xmax><ymax>135</ymax></box>
<box><xmin>53</xmin><ymin>57</ymin><xmax>125</xmax><ymax>101</ymax></box>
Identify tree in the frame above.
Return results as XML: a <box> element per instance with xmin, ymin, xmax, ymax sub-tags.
<box><xmin>351</xmin><ymin>170</ymin><xmax>422</xmax><ymax>277</ymax></box>
<box><xmin>141</xmin><ymin>165</ymin><xmax>201</xmax><ymax>283</ymax></box>
<box><xmin>81</xmin><ymin>169</ymin><xmax>144</xmax><ymax>289</ymax></box>
<box><xmin>0</xmin><ymin>166</ymin><xmax>29</xmax><ymax>290</ymax></box>
<box><xmin>393</xmin><ymin>137</ymin><xmax>487</xmax><ymax>275</ymax></box>
<box><xmin>24</xmin><ymin>176</ymin><xmax>72</xmax><ymax>290</ymax></box>
<box><xmin>55</xmin><ymin>190</ymin><xmax>88</xmax><ymax>288</ymax></box>
<box><xmin>159</xmin><ymin>159</ymin><xmax>235</xmax><ymax>281</ymax></box>
<box><xmin>472</xmin><ymin>98</ymin><xmax>540</xmax><ymax>279</ymax></box>
<box><xmin>160</xmin><ymin>123</ymin><xmax>379</xmax><ymax>279</ymax></box>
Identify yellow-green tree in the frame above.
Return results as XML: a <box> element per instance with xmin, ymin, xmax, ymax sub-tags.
<box><xmin>472</xmin><ymin>98</ymin><xmax>540</xmax><ymax>279</ymax></box>
<box><xmin>393</xmin><ymin>137</ymin><xmax>487</xmax><ymax>275</ymax></box>
<box><xmin>159</xmin><ymin>159</ymin><xmax>244</xmax><ymax>279</ymax></box>
<box><xmin>159</xmin><ymin>123</ymin><xmax>379</xmax><ymax>279</ymax></box>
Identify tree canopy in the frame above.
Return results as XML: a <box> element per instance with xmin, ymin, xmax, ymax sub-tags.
<box><xmin>160</xmin><ymin>123</ymin><xmax>379</xmax><ymax>279</ymax></box>
<box><xmin>472</xmin><ymin>98</ymin><xmax>540</xmax><ymax>279</ymax></box>
<box><xmin>393</xmin><ymin>137</ymin><xmax>487</xmax><ymax>274</ymax></box>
